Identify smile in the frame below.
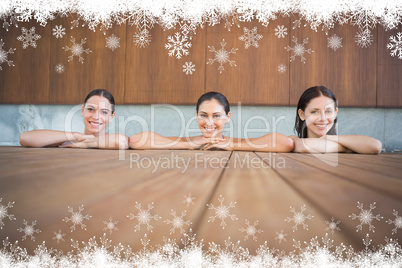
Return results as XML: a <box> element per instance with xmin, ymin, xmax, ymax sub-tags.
<box><xmin>204</xmin><ymin>127</ymin><xmax>216</xmax><ymax>133</ymax></box>
<box><xmin>89</xmin><ymin>121</ymin><xmax>102</xmax><ymax>126</ymax></box>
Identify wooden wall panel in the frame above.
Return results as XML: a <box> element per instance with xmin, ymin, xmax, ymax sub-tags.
<box><xmin>0</xmin><ymin>21</ymin><xmax>50</xmax><ymax>103</ymax></box>
<box><xmin>206</xmin><ymin>18</ymin><xmax>290</xmax><ymax>106</ymax></box>
<box><xmin>377</xmin><ymin>27</ymin><xmax>402</xmax><ymax>107</ymax></box>
<box><xmin>49</xmin><ymin>16</ymin><xmax>126</xmax><ymax>104</ymax></box>
<box><xmin>289</xmin><ymin>21</ymin><xmax>377</xmax><ymax>107</ymax></box>
<box><xmin>124</xmin><ymin>25</ymin><xmax>206</xmax><ymax>104</ymax></box>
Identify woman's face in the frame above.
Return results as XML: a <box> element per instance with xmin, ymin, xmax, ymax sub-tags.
<box><xmin>298</xmin><ymin>95</ymin><xmax>338</xmax><ymax>138</ymax></box>
<box><xmin>81</xmin><ymin>95</ymin><xmax>115</xmax><ymax>136</ymax></box>
<box><xmin>197</xmin><ymin>99</ymin><xmax>230</xmax><ymax>138</ymax></box>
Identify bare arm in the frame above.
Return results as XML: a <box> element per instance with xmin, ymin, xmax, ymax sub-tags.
<box><xmin>325</xmin><ymin>135</ymin><xmax>382</xmax><ymax>154</ymax></box>
<box><xmin>129</xmin><ymin>131</ymin><xmax>222</xmax><ymax>150</ymax></box>
<box><xmin>19</xmin><ymin>130</ymin><xmax>88</xmax><ymax>147</ymax></box>
<box><xmin>208</xmin><ymin>133</ymin><xmax>294</xmax><ymax>152</ymax></box>
<box><xmin>129</xmin><ymin>131</ymin><xmax>192</xmax><ymax>150</ymax></box>
<box><xmin>59</xmin><ymin>133</ymin><xmax>129</xmax><ymax>150</ymax></box>
<box><xmin>290</xmin><ymin>135</ymin><xmax>348</xmax><ymax>153</ymax></box>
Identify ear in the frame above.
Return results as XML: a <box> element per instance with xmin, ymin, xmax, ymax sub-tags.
<box><xmin>334</xmin><ymin>107</ymin><xmax>338</xmax><ymax>119</ymax></box>
<box><xmin>81</xmin><ymin>105</ymin><xmax>84</xmax><ymax>117</ymax></box>
<box><xmin>298</xmin><ymin>109</ymin><xmax>305</xmax><ymax>121</ymax></box>
<box><xmin>226</xmin><ymin>111</ymin><xmax>231</xmax><ymax>123</ymax></box>
<box><xmin>110</xmin><ymin>111</ymin><xmax>116</xmax><ymax>121</ymax></box>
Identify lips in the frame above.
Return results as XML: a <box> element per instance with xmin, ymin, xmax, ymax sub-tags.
<box><xmin>89</xmin><ymin>121</ymin><xmax>102</xmax><ymax>127</ymax></box>
<box><xmin>204</xmin><ymin>127</ymin><xmax>216</xmax><ymax>133</ymax></box>
<box><xmin>314</xmin><ymin>123</ymin><xmax>328</xmax><ymax>130</ymax></box>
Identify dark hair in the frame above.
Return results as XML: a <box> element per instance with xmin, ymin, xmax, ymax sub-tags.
<box><xmin>294</xmin><ymin>86</ymin><xmax>338</xmax><ymax>138</ymax></box>
<box><xmin>196</xmin><ymin>92</ymin><xmax>230</xmax><ymax>115</ymax></box>
<box><xmin>84</xmin><ymin>89</ymin><xmax>115</xmax><ymax>113</ymax></box>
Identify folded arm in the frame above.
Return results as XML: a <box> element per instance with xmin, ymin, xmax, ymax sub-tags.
<box><xmin>202</xmin><ymin>133</ymin><xmax>294</xmax><ymax>152</ymax></box>
<box><xmin>59</xmin><ymin>133</ymin><xmax>129</xmax><ymax>150</ymax></box>
<box><xmin>19</xmin><ymin>130</ymin><xmax>88</xmax><ymax>147</ymax></box>
<box><xmin>290</xmin><ymin>135</ymin><xmax>382</xmax><ymax>154</ymax></box>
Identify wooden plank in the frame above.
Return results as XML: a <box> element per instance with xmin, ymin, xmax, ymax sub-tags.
<box><xmin>333</xmin><ymin>153</ymin><xmax>402</xmax><ymax>169</ymax></box>
<box><xmin>263</xmin><ymin>153</ymin><xmax>402</xmax><ymax>247</ymax></box>
<box><xmin>206</xmin><ymin>17</ymin><xmax>290</xmax><ymax>106</ymax></box>
<box><xmin>289</xmin><ymin>20</ymin><xmax>377</xmax><ymax>107</ymax></box>
<box><xmin>282</xmin><ymin>153</ymin><xmax>402</xmax><ymax>200</ymax></box>
<box><xmin>124</xmin><ymin>24</ymin><xmax>206</xmax><ymax>104</ymax></box>
<box><xmin>377</xmin><ymin>27</ymin><xmax>402</xmax><ymax>107</ymax></box>
<box><xmin>0</xmin><ymin>149</ymin><xmax>230</xmax><ymax>253</ymax></box>
<box><xmin>0</xmin><ymin>21</ymin><xmax>50</xmax><ymax>104</ymax></box>
<box><xmin>302</xmin><ymin>153</ymin><xmax>402</xmax><ymax>178</ymax></box>
<box><xmin>195</xmin><ymin>152</ymin><xmax>352</xmax><ymax>253</ymax></box>
<box><xmin>49</xmin><ymin>16</ymin><xmax>126</xmax><ymax>104</ymax></box>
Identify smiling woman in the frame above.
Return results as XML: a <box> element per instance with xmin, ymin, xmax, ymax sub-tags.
<box><xmin>129</xmin><ymin>91</ymin><xmax>294</xmax><ymax>152</ymax></box>
<box><xmin>289</xmin><ymin>86</ymin><xmax>382</xmax><ymax>154</ymax></box>
<box><xmin>19</xmin><ymin>89</ymin><xmax>129</xmax><ymax>149</ymax></box>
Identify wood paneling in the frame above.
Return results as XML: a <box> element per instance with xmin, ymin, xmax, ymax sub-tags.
<box><xmin>49</xmin><ymin>16</ymin><xmax>126</xmax><ymax>104</ymax></box>
<box><xmin>289</xmin><ymin>21</ymin><xmax>377</xmax><ymax>107</ymax></box>
<box><xmin>0</xmin><ymin>15</ymin><xmax>401</xmax><ymax>107</ymax></box>
<box><xmin>0</xmin><ymin>21</ymin><xmax>50</xmax><ymax>103</ymax></box>
<box><xmin>125</xmin><ymin>25</ymin><xmax>206</xmax><ymax>104</ymax></box>
<box><xmin>206</xmin><ymin>18</ymin><xmax>290</xmax><ymax>105</ymax></box>
<box><xmin>377</xmin><ymin>27</ymin><xmax>402</xmax><ymax>107</ymax></box>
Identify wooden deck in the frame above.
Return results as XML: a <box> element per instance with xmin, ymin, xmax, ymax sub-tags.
<box><xmin>0</xmin><ymin>146</ymin><xmax>401</xmax><ymax>255</ymax></box>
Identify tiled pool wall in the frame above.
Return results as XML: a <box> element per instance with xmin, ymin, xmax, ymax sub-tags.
<box><xmin>1</xmin><ymin>104</ymin><xmax>400</xmax><ymax>152</ymax></box>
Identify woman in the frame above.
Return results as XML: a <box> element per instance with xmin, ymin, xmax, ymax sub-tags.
<box><xmin>290</xmin><ymin>86</ymin><xmax>382</xmax><ymax>154</ymax></box>
<box><xmin>20</xmin><ymin>89</ymin><xmax>129</xmax><ymax>149</ymax></box>
<box><xmin>129</xmin><ymin>91</ymin><xmax>294</xmax><ymax>152</ymax></box>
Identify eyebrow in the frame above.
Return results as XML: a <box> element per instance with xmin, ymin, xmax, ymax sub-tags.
<box><xmin>199</xmin><ymin>111</ymin><xmax>223</xmax><ymax>114</ymax></box>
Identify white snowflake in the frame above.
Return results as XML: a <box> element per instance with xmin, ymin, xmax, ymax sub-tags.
<box><xmin>165</xmin><ymin>32</ymin><xmax>192</xmax><ymax>59</ymax></box>
<box><xmin>239</xmin><ymin>220</ymin><xmax>262</xmax><ymax>241</ymax></box>
<box><xmin>386</xmin><ymin>209</ymin><xmax>402</xmax><ymax>235</ymax></box>
<box><xmin>387</xmin><ymin>32</ymin><xmax>402</xmax><ymax>60</ymax></box>
<box><xmin>349</xmin><ymin>202</ymin><xmax>383</xmax><ymax>232</ymax></box>
<box><xmin>179</xmin><ymin>20</ymin><xmax>197</xmax><ymax>40</ymax></box>
<box><xmin>327</xmin><ymin>34</ymin><xmax>342</xmax><ymax>51</ymax></box>
<box><xmin>325</xmin><ymin>217</ymin><xmax>341</xmax><ymax>234</ymax></box>
<box><xmin>274</xmin><ymin>230</ymin><xmax>288</xmax><ymax>244</ymax></box>
<box><xmin>17</xmin><ymin>219</ymin><xmax>40</xmax><ymax>241</ymax></box>
<box><xmin>17</xmin><ymin>26</ymin><xmax>41</xmax><ymax>49</ymax></box>
<box><xmin>105</xmin><ymin>34</ymin><xmax>120</xmax><ymax>51</ymax></box>
<box><xmin>62</xmin><ymin>205</ymin><xmax>92</xmax><ymax>232</ymax></box>
<box><xmin>55</xmin><ymin>63</ymin><xmax>65</xmax><ymax>74</ymax></box>
<box><xmin>277</xmin><ymin>64</ymin><xmax>287</xmax><ymax>73</ymax></box>
<box><xmin>133</xmin><ymin>29</ymin><xmax>151</xmax><ymax>48</ymax></box>
<box><xmin>127</xmin><ymin>202</ymin><xmax>161</xmax><ymax>232</ymax></box>
<box><xmin>355</xmin><ymin>29</ymin><xmax>374</xmax><ymax>48</ymax></box>
<box><xmin>275</xmin><ymin>25</ymin><xmax>288</xmax><ymax>38</ymax></box>
<box><xmin>52</xmin><ymin>25</ymin><xmax>65</xmax><ymax>38</ymax></box>
<box><xmin>285</xmin><ymin>36</ymin><xmax>313</xmax><ymax>64</ymax></box>
<box><xmin>0</xmin><ymin>39</ymin><xmax>16</xmax><ymax>71</ymax></box>
<box><xmin>350</xmin><ymin>9</ymin><xmax>378</xmax><ymax>31</ymax></box>
<box><xmin>183</xmin><ymin>193</ymin><xmax>196</xmax><ymax>207</ymax></box>
<box><xmin>285</xmin><ymin>205</ymin><xmax>314</xmax><ymax>232</ymax></box>
<box><xmin>103</xmin><ymin>217</ymin><xmax>119</xmax><ymax>234</ymax></box>
<box><xmin>206</xmin><ymin>194</ymin><xmax>237</xmax><ymax>229</ymax></box>
<box><xmin>0</xmin><ymin>198</ymin><xmax>15</xmax><ymax>229</ymax></box>
<box><xmin>164</xmin><ymin>210</ymin><xmax>191</xmax><ymax>234</ymax></box>
<box><xmin>239</xmin><ymin>27</ymin><xmax>263</xmax><ymax>49</ymax></box>
<box><xmin>62</xmin><ymin>36</ymin><xmax>92</xmax><ymax>64</ymax></box>
<box><xmin>52</xmin><ymin>229</ymin><xmax>66</xmax><ymax>244</ymax></box>
<box><xmin>182</xmin><ymin>62</ymin><xmax>195</xmax><ymax>75</ymax></box>
<box><xmin>207</xmin><ymin>39</ymin><xmax>238</xmax><ymax>74</ymax></box>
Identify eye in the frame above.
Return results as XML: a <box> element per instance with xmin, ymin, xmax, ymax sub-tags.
<box><xmin>311</xmin><ymin>111</ymin><xmax>318</xmax><ymax>114</ymax></box>
<box><xmin>326</xmin><ymin>110</ymin><xmax>333</xmax><ymax>114</ymax></box>
<box><xmin>87</xmin><ymin>108</ymin><xmax>94</xmax><ymax>112</ymax></box>
<box><xmin>102</xmin><ymin>111</ymin><xmax>109</xmax><ymax>115</ymax></box>
<box><xmin>200</xmin><ymin>114</ymin><xmax>207</xmax><ymax>118</ymax></box>
<box><xmin>214</xmin><ymin>114</ymin><xmax>221</xmax><ymax>118</ymax></box>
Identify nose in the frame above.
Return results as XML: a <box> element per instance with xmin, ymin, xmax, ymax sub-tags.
<box><xmin>320</xmin><ymin>111</ymin><xmax>326</xmax><ymax>120</ymax></box>
<box><xmin>92</xmin><ymin>111</ymin><xmax>100</xmax><ymax>119</ymax></box>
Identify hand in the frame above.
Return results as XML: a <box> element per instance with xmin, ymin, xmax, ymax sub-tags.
<box><xmin>200</xmin><ymin>138</ymin><xmax>234</xmax><ymax>151</ymax></box>
<box><xmin>188</xmin><ymin>136</ymin><xmax>224</xmax><ymax>150</ymax></box>
<box><xmin>59</xmin><ymin>135</ymin><xmax>97</xmax><ymax>148</ymax></box>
